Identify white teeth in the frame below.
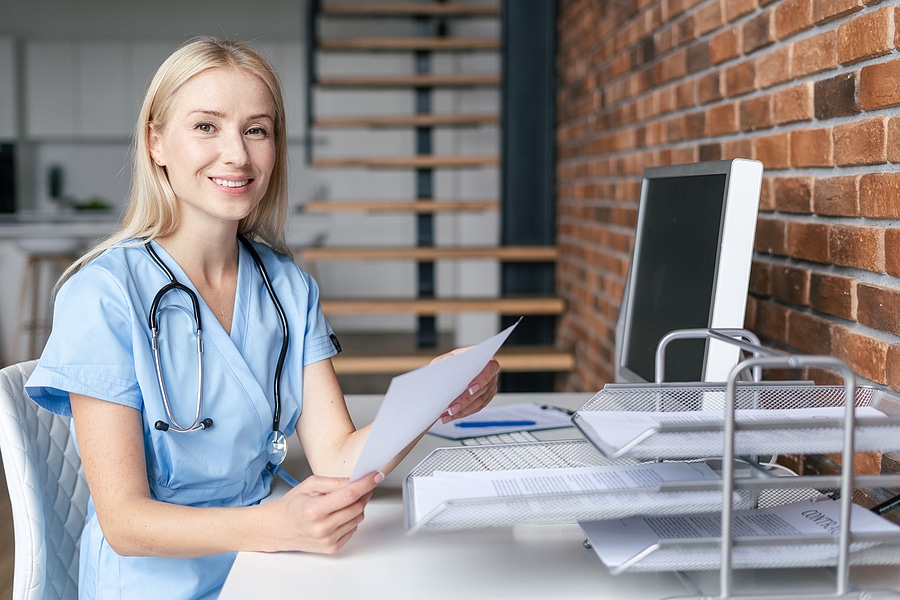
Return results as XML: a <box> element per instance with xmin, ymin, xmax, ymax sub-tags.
<box><xmin>213</xmin><ymin>178</ymin><xmax>249</xmax><ymax>188</ymax></box>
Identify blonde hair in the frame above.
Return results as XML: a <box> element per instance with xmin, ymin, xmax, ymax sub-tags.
<box><xmin>60</xmin><ymin>37</ymin><xmax>289</xmax><ymax>286</ymax></box>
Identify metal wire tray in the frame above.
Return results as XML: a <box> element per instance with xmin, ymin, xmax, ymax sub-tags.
<box><xmin>573</xmin><ymin>382</ymin><xmax>900</xmax><ymax>460</ymax></box>
<box><xmin>402</xmin><ymin>439</ymin><xmax>778</xmax><ymax>534</ymax></box>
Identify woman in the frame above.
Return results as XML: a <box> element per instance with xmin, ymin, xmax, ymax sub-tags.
<box><xmin>25</xmin><ymin>37</ymin><xmax>499</xmax><ymax>599</ymax></box>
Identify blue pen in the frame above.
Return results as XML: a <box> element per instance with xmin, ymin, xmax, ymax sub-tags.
<box><xmin>454</xmin><ymin>420</ymin><xmax>537</xmax><ymax>428</ymax></box>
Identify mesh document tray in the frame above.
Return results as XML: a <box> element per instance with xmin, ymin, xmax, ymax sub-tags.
<box><xmin>572</xmin><ymin>382</ymin><xmax>900</xmax><ymax>460</ymax></box>
<box><xmin>402</xmin><ymin>439</ymin><xmax>772</xmax><ymax>534</ymax></box>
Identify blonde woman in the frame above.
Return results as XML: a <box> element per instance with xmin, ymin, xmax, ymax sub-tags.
<box><xmin>26</xmin><ymin>37</ymin><xmax>499</xmax><ymax>599</ymax></box>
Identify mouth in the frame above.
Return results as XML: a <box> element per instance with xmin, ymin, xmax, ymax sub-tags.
<box><xmin>211</xmin><ymin>177</ymin><xmax>251</xmax><ymax>189</ymax></box>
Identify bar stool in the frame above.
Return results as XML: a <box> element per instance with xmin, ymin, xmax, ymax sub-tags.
<box><xmin>11</xmin><ymin>249</ymin><xmax>78</xmax><ymax>362</ymax></box>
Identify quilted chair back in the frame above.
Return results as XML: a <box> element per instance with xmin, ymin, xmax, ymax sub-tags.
<box><xmin>0</xmin><ymin>360</ymin><xmax>89</xmax><ymax>600</ymax></box>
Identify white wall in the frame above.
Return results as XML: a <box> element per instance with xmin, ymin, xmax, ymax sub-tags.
<box><xmin>0</xmin><ymin>1</ymin><xmax>501</xmax><ymax>361</ymax></box>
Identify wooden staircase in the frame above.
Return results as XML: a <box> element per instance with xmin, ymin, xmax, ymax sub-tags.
<box><xmin>302</xmin><ymin>1</ymin><xmax>573</xmax><ymax>385</ymax></box>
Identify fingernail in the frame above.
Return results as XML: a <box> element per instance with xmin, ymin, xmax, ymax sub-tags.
<box><xmin>374</xmin><ymin>471</ymin><xmax>385</xmax><ymax>484</ymax></box>
<box><xmin>468</xmin><ymin>383</ymin><xmax>481</xmax><ymax>396</ymax></box>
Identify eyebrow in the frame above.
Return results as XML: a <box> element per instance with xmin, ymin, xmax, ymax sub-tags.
<box><xmin>189</xmin><ymin>109</ymin><xmax>274</xmax><ymax>120</ymax></box>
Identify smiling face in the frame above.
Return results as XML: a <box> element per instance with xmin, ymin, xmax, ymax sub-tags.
<box><xmin>148</xmin><ymin>67</ymin><xmax>277</xmax><ymax>232</ymax></box>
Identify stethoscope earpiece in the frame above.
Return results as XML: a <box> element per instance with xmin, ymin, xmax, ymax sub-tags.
<box><xmin>145</xmin><ymin>236</ymin><xmax>289</xmax><ymax>465</ymax></box>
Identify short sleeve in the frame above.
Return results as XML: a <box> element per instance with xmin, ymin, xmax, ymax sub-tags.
<box><xmin>26</xmin><ymin>261</ymin><xmax>143</xmax><ymax>417</ymax></box>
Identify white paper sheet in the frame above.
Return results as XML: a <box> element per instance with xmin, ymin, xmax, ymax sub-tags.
<box><xmin>581</xmin><ymin>498</ymin><xmax>900</xmax><ymax>571</ymax></box>
<box><xmin>350</xmin><ymin>319</ymin><xmax>520</xmax><ymax>480</ymax></box>
<box><xmin>426</xmin><ymin>402</ymin><xmax>574</xmax><ymax>439</ymax></box>
<box><xmin>410</xmin><ymin>461</ymin><xmax>721</xmax><ymax>525</ymax></box>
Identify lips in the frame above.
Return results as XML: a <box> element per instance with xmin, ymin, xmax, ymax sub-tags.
<box><xmin>211</xmin><ymin>177</ymin><xmax>251</xmax><ymax>188</ymax></box>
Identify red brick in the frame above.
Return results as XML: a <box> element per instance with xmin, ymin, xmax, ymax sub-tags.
<box><xmin>726</xmin><ymin>0</ymin><xmax>758</xmax><ymax>22</ymax></box>
<box><xmin>755</xmin><ymin>299</ymin><xmax>790</xmax><ymax>345</ymax></box>
<box><xmin>860</xmin><ymin>172</ymin><xmax>900</xmax><ymax>219</ymax></box>
<box><xmin>792</xmin><ymin>30</ymin><xmax>838</xmax><ymax>78</ymax></box>
<box><xmin>770</xmin><ymin>264</ymin><xmax>810</xmax><ymax>305</ymax></box>
<box><xmin>888</xmin><ymin>117</ymin><xmax>900</xmax><ymax>163</ymax></box>
<box><xmin>695</xmin><ymin>0</ymin><xmax>724</xmax><ymax>36</ymax></box>
<box><xmin>814</xmin><ymin>72</ymin><xmax>860</xmax><ymax>120</ymax></box>
<box><xmin>773</xmin><ymin>176</ymin><xmax>813</xmax><ymax>213</ymax></box>
<box><xmin>861</xmin><ymin>58</ymin><xmax>900</xmax><ymax>110</ymax></box>
<box><xmin>724</xmin><ymin>138</ymin><xmax>754</xmax><ymax>161</ymax></box>
<box><xmin>809</xmin><ymin>272</ymin><xmax>856</xmax><ymax>321</ymax></box>
<box><xmin>755</xmin><ymin>133</ymin><xmax>791</xmax><ymax>170</ymax></box>
<box><xmin>858</xmin><ymin>283</ymin><xmax>900</xmax><ymax>336</ymax></box>
<box><xmin>754</xmin><ymin>216</ymin><xmax>787</xmax><ymax>255</ymax></box>
<box><xmin>829</xmin><ymin>225</ymin><xmax>884</xmax><ymax>273</ymax></box>
<box><xmin>698</xmin><ymin>72</ymin><xmax>723</xmax><ymax>104</ymax></box>
<box><xmin>749</xmin><ymin>260</ymin><xmax>772</xmax><ymax>297</ymax></box>
<box><xmin>888</xmin><ymin>345</ymin><xmax>900</xmax><ymax>391</ymax></box>
<box><xmin>791</xmin><ymin>128</ymin><xmax>833</xmax><ymax>167</ymax></box>
<box><xmin>773</xmin><ymin>82</ymin><xmax>814</xmax><ymax>124</ymax></box>
<box><xmin>786</xmin><ymin>221</ymin><xmax>830</xmax><ymax>263</ymax></box>
<box><xmin>743</xmin><ymin>11</ymin><xmax>774</xmax><ymax>53</ymax></box>
<box><xmin>775</xmin><ymin>0</ymin><xmax>813</xmax><ymax>40</ymax></box>
<box><xmin>705</xmin><ymin>103</ymin><xmax>739</xmax><ymax>136</ymax></box>
<box><xmin>725</xmin><ymin>61</ymin><xmax>756</xmax><ymax>97</ymax></box>
<box><xmin>710</xmin><ymin>27</ymin><xmax>741</xmax><ymax>65</ymax></box>
<box><xmin>834</xmin><ymin>117</ymin><xmax>887</xmax><ymax>166</ymax></box>
<box><xmin>757</xmin><ymin>176</ymin><xmax>774</xmax><ymax>211</ymax></box>
<box><xmin>814</xmin><ymin>0</ymin><xmax>863</xmax><ymax>25</ymax></box>
<box><xmin>885</xmin><ymin>228</ymin><xmax>900</xmax><ymax>277</ymax></box>
<box><xmin>813</xmin><ymin>175</ymin><xmax>859</xmax><ymax>217</ymax></box>
<box><xmin>740</xmin><ymin>95</ymin><xmax>772</xmax><ymax>132</ymax></box>
<box><xmin>757</xmin><ymin>46</ymin><xmax>792</xmax><ymax>89</ymax></box>
<box><xmin>838</xmin><ymin>6</ymin><xmax>894</xmax><ymax>65</ymax></box>
<box><xmin>787</xmin><ymin>311</ymin><xmax>833</xmax><ymax>355</ymax></box>
<box><xmin>831</xmin><ymin>326</ymin><xmax>888</xmax><ymax>384</ymax></box>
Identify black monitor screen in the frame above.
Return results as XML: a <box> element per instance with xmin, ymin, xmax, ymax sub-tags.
<box><xmin>622</xmin><ymin>173</ymin><xmax>728</xmax><ymax>382</ymax></box>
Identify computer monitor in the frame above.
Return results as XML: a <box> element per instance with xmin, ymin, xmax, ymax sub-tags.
<box><xmin>615</xmin><ymin>158</ymin><xmax>763</xmax><ymax>383</ymax></box>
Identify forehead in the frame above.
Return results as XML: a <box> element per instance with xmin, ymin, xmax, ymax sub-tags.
<box><xmin>171</xmin><ymin>67</ymin><xmax>274</xmax><ymax>116</ymax></box>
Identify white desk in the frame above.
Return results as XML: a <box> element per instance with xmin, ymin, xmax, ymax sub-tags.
<box><xmin>220</xmin><ymin>498</ymin><xmax>900</xmax><ymax>599</ymax></box>
<box><xmin>225</xmin><ymin>392</ymin><xmax>900</xmax><ymax>599</ymax></box>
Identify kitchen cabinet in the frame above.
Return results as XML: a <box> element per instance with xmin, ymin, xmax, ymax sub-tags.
<box><xmin>0</xmin><ymin>37</ymin><xmax>16</xmax><ymax>139</ymax></box>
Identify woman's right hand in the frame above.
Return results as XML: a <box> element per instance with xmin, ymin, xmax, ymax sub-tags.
<box><xmin>265</xmin><ymin>471</ymin><xmax>383</xmax><ymax>554</ymax></box>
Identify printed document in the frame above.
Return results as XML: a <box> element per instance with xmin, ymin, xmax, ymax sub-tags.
<box><xmin>581</xmin><ymin>498</ymin><xmax>900</xmax><ymax>572</ymax></box>
<box><xmin>408</xmin><ymin>461</ymin><xmax>723</xmax><ymax>527</ymax></box>
<box><xmin>350</xmin><ymin>319</ymin><xmax>520</xmax><ymax>481</ymax></box>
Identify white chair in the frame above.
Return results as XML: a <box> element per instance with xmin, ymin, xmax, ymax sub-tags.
<box><xmin>0</xmin><ymin>360</ymin><xmax>88</xmax><ymax>600</ymax></box>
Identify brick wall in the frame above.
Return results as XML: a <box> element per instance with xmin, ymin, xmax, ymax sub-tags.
<box><xmin>556</xmin><ymin>0</ymin><xmax>900</xmax><ymax>390</ymax></box>
<box><xmin>554</xmin><ymin>0</ymin><xmax>900</xmax><ymax>494</ymax></box>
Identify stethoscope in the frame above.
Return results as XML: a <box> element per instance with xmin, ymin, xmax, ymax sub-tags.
<box><xmin>145</xmin><ymin>235</ymin><xmax>290</xmax><ymax>466</ymax></box>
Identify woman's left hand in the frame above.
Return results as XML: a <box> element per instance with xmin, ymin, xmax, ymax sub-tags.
<box><xmin>434</xmin><ymin>350</ymin><xmax>501</xmax><ymax>424</ymax></box>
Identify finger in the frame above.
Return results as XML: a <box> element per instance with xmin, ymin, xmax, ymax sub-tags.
<box><xmin>441</xmin><ymin>358</ymin><xmax>500</xmax><ymax>422</ymax></box>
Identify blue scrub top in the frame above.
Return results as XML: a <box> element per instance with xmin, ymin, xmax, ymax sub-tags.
<box><xmin>26</xmin><ymin>238</ymin><xmax>339</xmax><ymax>599</ymax></box>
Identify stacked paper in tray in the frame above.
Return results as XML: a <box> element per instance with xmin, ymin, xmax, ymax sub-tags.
<box><xmin>580</xmin><ymin>498</ymin><xmax>900</xmax><ymax>573</ymax></box>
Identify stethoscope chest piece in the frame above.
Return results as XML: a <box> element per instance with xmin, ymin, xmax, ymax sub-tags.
<box><xmin>266</xmin><ymin>430</ymin><xmax>287</xmax><ymax>465</ymax></box>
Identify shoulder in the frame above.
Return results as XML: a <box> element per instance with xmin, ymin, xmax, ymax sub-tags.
<box><xmin>57</xmin><ymin>242</ymin><xmax>156</xmax><ymax>308</ymax></box>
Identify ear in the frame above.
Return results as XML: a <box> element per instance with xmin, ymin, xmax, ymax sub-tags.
<box><xmin>147</xmin><ymin>123</ymin><xmax>166</xmax><ymax>167</ymax></box>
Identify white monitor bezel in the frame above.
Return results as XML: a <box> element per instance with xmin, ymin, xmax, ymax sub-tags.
<box><xmin>614</xmin><ymin>158</ymin><xmax>763</xmax><ymax>384</ymax></box>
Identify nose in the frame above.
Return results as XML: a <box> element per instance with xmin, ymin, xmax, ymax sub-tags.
<box><xmin>220</xmin><ymin>130</ymin><xmax>250</xmax><ymax>166</ymax></box>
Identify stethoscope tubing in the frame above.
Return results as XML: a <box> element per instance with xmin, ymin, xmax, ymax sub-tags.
<box><xmin>144</xmin><ymin>236</ymin><xmax>288</xmax><ymax>439</ymax></box>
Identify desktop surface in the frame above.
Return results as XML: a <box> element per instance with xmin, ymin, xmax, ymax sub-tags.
<box><xmin>220</xmin><ymin>497</ymin><xmax>900</xmax><ymax>599</ymax></box>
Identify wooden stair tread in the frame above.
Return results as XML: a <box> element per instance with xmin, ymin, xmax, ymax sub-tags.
<box><xmin>295</xmin><ymin>246</ymin><xmax>559</xmax><ymax>262</ymax></box>
<box><xmin>302</xmin><ymin>199</ymin><xmax>498</xmax><ymax>213</ymax></box>
<box><xmin>332</xmin><ymin>347</ymin><xmax>574</xmax><ymax>375</ymax></box>
<box><xmin>311</xmin><ymin>155</ymin><xmax>498</xmax><ymax>169</ymax></box>
<box><xmin>321</xmin><ymin>296</ymin><xmax>565</xmax><ymax>315</ymax></box>
<box><xmin>314</xmin><ymin>113</ymin><xmax>499</xmax><ymax>128</ymax></box>
<box><xmin>321</xmin><ymin>3</ymin><xmax>500</xmax><ymax>17</ymax></box>
<box><xmin>320</xmin><ymin>37</ymin><xmax>499</xmax><ymax>51</ymax></box>
<box><xmin>317</xmin><ymin>74</ymin><xmax>499</xmax><ymax>88</ymax></box>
